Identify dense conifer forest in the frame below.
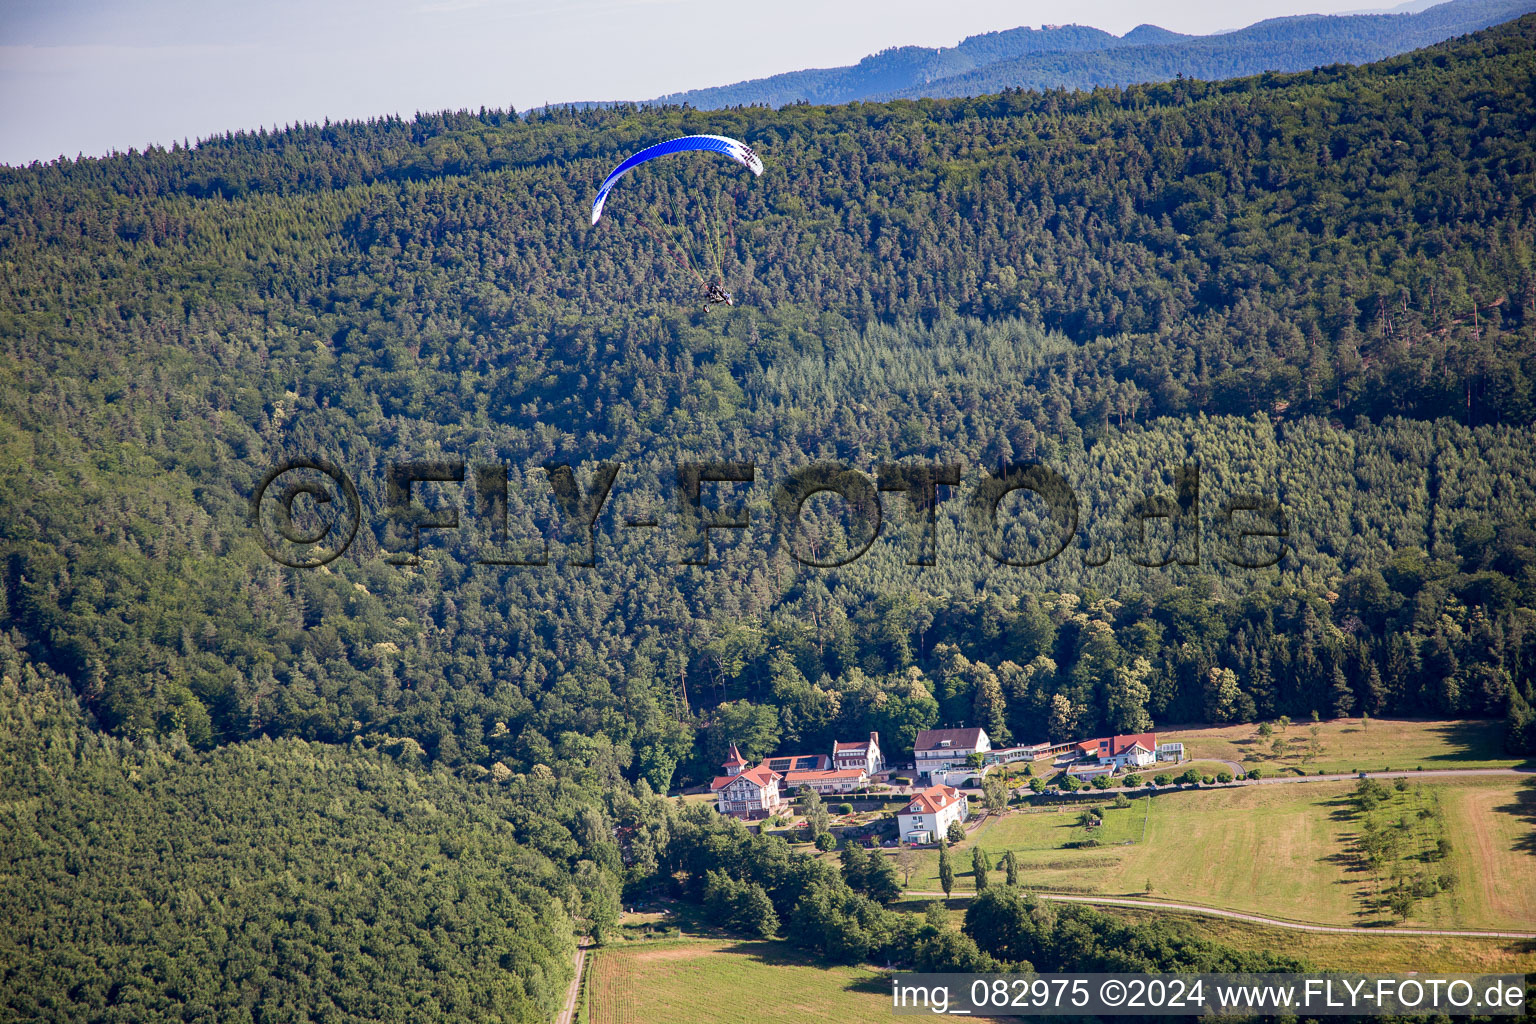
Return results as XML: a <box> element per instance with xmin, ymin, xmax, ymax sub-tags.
<box><xmin>4</xmin><ymin>17</ymin><xmax>1533</xmax><ymax>780</ymax></box>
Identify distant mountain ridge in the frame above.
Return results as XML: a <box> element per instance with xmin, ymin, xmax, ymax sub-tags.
<box><xmin>640</xmin><ymin>0</ymin><xmax>1534</xmax><ymax>108</ymax></box>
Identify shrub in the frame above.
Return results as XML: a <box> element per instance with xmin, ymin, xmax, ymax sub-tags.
<box><xmin>814</xmin><ymin>832</ymin><xmax>836</xmax><ymax>852</ymax></box>
<box><xmin>1111</xmin><ymin>793</ymin><xmax>1131</xmax><ymax>809</ymax></box>
<box><xmin>1123</xmin><ymin>773</ymin><xmax>1143</xmax><ymax>787</ymax></box>
<box><xmin>1177</xmin><ymin>770</ymin><xmax>1200</xmax><ymax>786</ymax></box>
<box><xmin>1154</xmin><ymin>774</ymin><xmax>1172</xmax><ymax>787</ymax></box>
<box><xmin>1394</xmin><ymin>779</ymin><xmax>1408</xmax><ymax>792</ymax></box>
<box><xmin>1247</xmin><ymin>768</ymin><xmax>1263</xmax><ymax>780</ymax></box>
<box><xmin>946</xmin><ymin>820</ymin><xmax>966</xmax><ymax>844</ymax></box>
<box><xmin>836</xmin><ymin>802</ymin><xmax>854</xmax><ymax>816</ymax></box>
<box><xmin>1090</xmin><ymin>775</ymin><xmax>1113</xmax><ymax>790</ymax></box>
<box><xmin>1216</xmin><ymin>772</ymin><xmax>1233</xmax><ymax>784</ymax></box>
<box><xmin>1028</xmin><ymin>777</ymin><xmax>1045</xmax><ymax>794</ymax></box>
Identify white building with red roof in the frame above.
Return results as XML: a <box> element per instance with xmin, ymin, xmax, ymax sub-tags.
<box><xmin>711</xmin><ymin>744</ymin><xmax>785</xmax><ymax>819</ymax></box>
<box><xmin>777</xmin><ymin>766</ymin><xmax>866</xmax><ymax>795</ymax></box>
<box><xmin>897</xmin><ymin>784</ymin><xmax>969</xmax><ymax>844</ymax></box>
<box><xmin>832</xmin><ymin>731</ymin><xmax>884</xmax><ymax>775</ymax></box>
<box><xmin>1091</xmin><ymin>733</ymin><xmax>1158</xmax><ymax>769</ymax></box>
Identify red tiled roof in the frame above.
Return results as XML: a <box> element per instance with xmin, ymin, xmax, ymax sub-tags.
<box><xmin>721</xmin><ymin>742</ymin><xmax>747</xmax><ymax>767</ymax></box>
<box><xmin>711</xmin><ymin>764</ymin><xmax>780</xmax><ymax>791</ymax></box>
<box><xmin>834</xmin><ymin>732</ymin><xmax>879</xmax><ymax>753</ymax></box>
<box><xmin>1097</xmin><ymin>732</ymin><xmax>1158</xmax><ymax>757</ymax></box>
<box><xmin>782</xmin><ymin>768</ymin><xmax>865</xmax><ymax>785</ymax></box>
<box><xmin>903</xmin><ymin>784</ymin><xmax>963</xmax><ymax>814</ymax></box>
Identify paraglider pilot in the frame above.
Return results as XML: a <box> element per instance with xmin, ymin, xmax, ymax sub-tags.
<box><xmin>704</xmin><ymin>280</ymin><xmax>734</xmax><ymax>307</ymax></box>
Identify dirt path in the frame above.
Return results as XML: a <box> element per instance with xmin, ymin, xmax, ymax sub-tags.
<box><xmin>555</xmin><ymin>939</ymin><xmax>590</xmax><ymax>1024</ymax></box>
<box><xmin>899</xmin><ymin>890</ymin><xmax>1536</xmax><ymax>939</ymax></box>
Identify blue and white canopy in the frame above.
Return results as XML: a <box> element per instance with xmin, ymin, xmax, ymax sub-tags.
<box><xmin>590</xmin><ymin>134</ymin><xmax>764</xmax><ymax>225</ymax></box>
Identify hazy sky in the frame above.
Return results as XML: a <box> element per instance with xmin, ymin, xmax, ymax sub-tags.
<box><xmin>3</xmin><ymin>0</ymin><xmax>1397</xmax><ymax>165</ymax></box>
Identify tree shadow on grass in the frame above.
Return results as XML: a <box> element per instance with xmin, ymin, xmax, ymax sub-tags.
<box><xmin>1322</xmin><ymin>794</ymin><xmax>1362</xmax><ymax>824</ymax></box>
<box><xmin>1493</xmin><ymin>777</ymin><xmax>1536</xmax><ymax>855</ymax></box>
<box><xmin>1424</xmin><ymin>720</ymin><xmax>1535</xmax><ymax>767</ymax></box>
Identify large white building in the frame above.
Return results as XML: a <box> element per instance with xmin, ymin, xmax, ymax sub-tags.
<box><xmin>914</xmin><ymin>727</ymin><xmax>990</xmax><ymax>780</ymax></box>
<box><xmin>710</xmin><ymin>744</ymin><xmax>785</xmax><ymax>820</ymax></box>
<box><xmin>898</xmin><ymin>784</ymin><xmax>969</xmax><ymax>844</ymax></box>
<box><xmin>833</xmin><ymin>731</ymin><xmax>885</xmax><ymax>775</ymax></box>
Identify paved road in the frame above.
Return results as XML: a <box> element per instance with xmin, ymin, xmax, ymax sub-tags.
<box><xmin>1244</xmin><ymin>766</ymin><xmax>1531</xmax><ymax>784</ymax></box>
<box><xmin>555</xmin><ymin>940</ymin><xmax>590</xmax><ymax>1024</ymax></box>
<box><xmin>900</xmin><ymin>891</ymin><xmax>1536</xmax><ymax>940</ymax></box>
<box><xmin>962</xmin><ymin>765</ymin><xmax>1534</xmax><ymax>797</ymax></box>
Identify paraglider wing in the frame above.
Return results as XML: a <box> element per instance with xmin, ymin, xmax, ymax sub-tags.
<box><xmin>590</xmin><ymin>134</ymin><xmax>763</xmax><ymax>225</ymax></box>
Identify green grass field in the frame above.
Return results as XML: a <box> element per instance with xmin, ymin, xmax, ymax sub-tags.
<box><xmin>1162</xmin><ymin>718</ymin><xmax>1527</xmax><ymax>775</ymax></box>
<box><xmin>587</xmin><ymin>938</ymin><xmax>890</xmax><ymax>1024</ymax></box>
<box><xmin>902</xmin><ymin>776</ymin><xmax>1536</xmax><ymax>930</ymax></box>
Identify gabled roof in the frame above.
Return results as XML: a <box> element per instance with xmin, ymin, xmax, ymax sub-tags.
<box><xmin>914</xmin><ymin>728</ymin><xmax>986</xmax><ymax>752</ymax></box>
<box><xmin>711</xmin><ymin>764</ymin><xmax>780</xmax><ymax>791</ymax></box>
<box><xmin>721</xmin><ymin>742</ymin><xmax>747</xmax><ymax>768</ymax></box>
<box><xmin>1097</xmin><ymin>732</ymin><xmax>1158</xmax><ymax>757</ymax></box>
<box><xmin>902</xmin><ymin>784</ymin><xmax>963</xmax><ymax>814</ymax></box>
<box><xmin>833</xmin><ymin>731</ymin><xmax>879</xmax><ymax>754</ymax></box>
<box><xmin>782</xmin><ymin>768</ymin><xmax>865</xmax><ymax>785</ymax></box>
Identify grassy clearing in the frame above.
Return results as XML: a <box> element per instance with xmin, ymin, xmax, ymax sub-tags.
<box><xmin>587</xmin><ymin>938</ymin><xmax>889</xmax><ymax>1024</ymax></box>
<box><xmin>1161</xmin><ymin>718</ymin><xmax>1525</xmax><ymax>775</ymax></box>
<box><xmin>898</xmin><ymin>777</ymin><xmax>1535</xmax><ymax>930</ymax></box>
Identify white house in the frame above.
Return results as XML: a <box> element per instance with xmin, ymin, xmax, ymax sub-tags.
<box><xmin>1091</xmin><ymin>733</ymin><xmax>1158</xmax><ymax>770</ymax></box>
<box><xmin>898</xmin><ymin>784</ymin><xmax>969</xmax><ymax>844</ymax></box>
<box><xmin>914</xmin><ymin>728</ymin><xmax>990</xmax><ymax>780</ymax></box>
<box><xmin>711</xmin><ymin>744</ymin><xmax>785</xmax><ymax>820</ymax></box>
<box><xmin>1156</xmin><ymin>742</ymin><xmax>1185</xmax><ymax>763</ymax></box>
<box><xmin>833</xmin><ymin>731</ymin><xmax>884</xmax><ymax>775</ymax></box>
<box><xmin>1065</xmin><ymin>763</ymin><xmax>1115</xmax><ymax>782</ymax></box>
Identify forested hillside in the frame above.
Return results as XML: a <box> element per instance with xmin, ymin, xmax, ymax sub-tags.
<box><xmin>0</xmin><ymin>640</ymin><xmax>606</xmax><ymax>1022</ymax></box>
<box><xmin>1</xmin><ymin>15</ymin><xmax>1535</xmax><ymax>812</ymax></box>
<box><xmin>652</xmin><ymin>0</ymin><xmax>1536</xmax><ymax>108</ymax></box>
